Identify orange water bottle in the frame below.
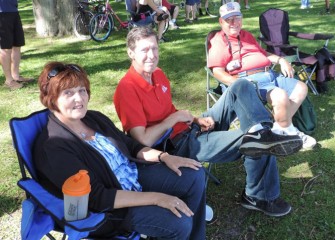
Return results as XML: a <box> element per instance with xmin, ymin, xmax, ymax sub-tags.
<box><xmin>62</xmin><ymin>170</ymin><xmax>91</xmax><ymax>221</ymax></box>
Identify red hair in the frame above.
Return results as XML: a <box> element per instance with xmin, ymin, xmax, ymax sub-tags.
<box><xmin>38</xmin><ymin>62</ymin><xmax>91</xmax><ymax>112</ymax></box>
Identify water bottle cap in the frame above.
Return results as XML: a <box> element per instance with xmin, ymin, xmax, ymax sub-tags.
<box><xmin>62</xmin><ymin>170</ymin><xmax>91</xmax><ymax>196</ymax></box>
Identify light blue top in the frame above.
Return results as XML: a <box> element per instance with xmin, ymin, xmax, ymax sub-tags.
<box><xmin>85</xmin><ymin>132</ymin><xmax>142</xmax><ymax>192</ymax></box>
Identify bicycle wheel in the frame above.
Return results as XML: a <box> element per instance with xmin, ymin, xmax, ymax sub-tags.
<box><xmin>74</xmin><ymin>10</ymin><xmax>94</xmax><ymax>40</ymax></box>
<box><xmin>206</xmin><ymin>0</ymin><xmax>221</xmax><ymax>17</ymax></box>
<box><xmin>90</xmin><ymin>13</ymin><xmax>114</xmax><ymax>42</ymax></box>
<box><xmin>162</xmin><ymin>20</ymin><xmax>169</xmax><ymax>35</ymax></box>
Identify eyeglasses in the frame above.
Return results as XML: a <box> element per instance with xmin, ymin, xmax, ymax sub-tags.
<box><xmin>224</xmin><ymin>16</ymin><xmax>242</xmax><ymax>24</ymax></box>
<box><xmin>47</xmin><ymin>64</ymin><xmax>81</xmax><ymax>80</ymax></box>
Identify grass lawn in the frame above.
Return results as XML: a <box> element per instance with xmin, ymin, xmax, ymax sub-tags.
<box><xmin>1</xmin><ymin>0</ymin><xmax>335</xmax><ymax>239</ymax></box>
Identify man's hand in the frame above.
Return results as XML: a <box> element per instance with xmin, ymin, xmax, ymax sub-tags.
<box><xmin>195</xmin><ymin>117</ymin><xmax>215</xmax><ymax>132</ymax></box>
<box><xmin>166</xmin><ymin>110</ymin><xmax>194</xmax><ymax>125</ymax></box>
<box><xmin>279</xmin><ymin>58</ymin><xmax>295</xmax><ymax>78</ymax></box>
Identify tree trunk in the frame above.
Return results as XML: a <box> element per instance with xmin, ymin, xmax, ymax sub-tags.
<box><xmin>32</xmin><ymin>0</ymin><xmax>76</xmax><ymax>37</ymax></box>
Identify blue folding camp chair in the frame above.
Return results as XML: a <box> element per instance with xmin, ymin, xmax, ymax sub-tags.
<box><xmin>9</xmin><ymin>109</ymin><xmax>141</xmax><ymax>240</ymax></box>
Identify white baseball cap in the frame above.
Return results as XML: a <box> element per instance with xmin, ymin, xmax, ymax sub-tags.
<box><xmin>219</xmin><ymin>2</ymin><xmax>242</xmax><ymax>20</ymax></box>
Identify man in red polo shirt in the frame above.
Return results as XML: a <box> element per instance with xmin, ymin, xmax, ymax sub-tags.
<box><xmin>207</xmin><ymin>2</ymin><xmax>316</xmax><ymax>149</ymax></box>
<box><xmin>114</xmin><ymin>27</ymin><xmax>303</xmax><ymax>217</ymax></box>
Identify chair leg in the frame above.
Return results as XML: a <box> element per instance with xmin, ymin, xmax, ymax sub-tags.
<box><xmin>306</xmin><ymin>78</ymin><xmax>319</xmax><ymax>95</ymax></box>
<box><xmin>204</xmin><ymin>163</ymin><xmax>221</xmax><ymax>188</ymax></box>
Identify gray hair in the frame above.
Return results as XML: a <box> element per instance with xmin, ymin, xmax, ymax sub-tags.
<box><xmin>126</xmin><ymin>27</ymin><xmax>158</xmax><ymax>51</ymax></box>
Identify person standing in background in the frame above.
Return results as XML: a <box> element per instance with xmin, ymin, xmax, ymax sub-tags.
<box><xmin>0</xmin><ymin>0</ymin><xmax>33</xmax><ymax>90</ymax></box>
<box><xmin>238</xmin><ymin>0</ymin><xmax>250</xmax><ymax>9</ymax></box>
<box><xmin>300</xmin><ymin>0</ymin><xmax>313</xmax><ymax>9</ymax></box>
<box><xmin>325</xmin><ymin>0</ymin><xmax>333</xmax><ymax>13</ymax></box>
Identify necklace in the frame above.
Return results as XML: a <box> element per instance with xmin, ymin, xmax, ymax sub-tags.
<box><xmin>80</xmin><ymin>132</ymin><xmax>87</xmax><ymax>139</ymax></box>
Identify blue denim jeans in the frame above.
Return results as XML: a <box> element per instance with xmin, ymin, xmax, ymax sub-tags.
<box><xmin>172</xmin><ymin>79</ymin><xmax>281</xmax><ymax>201</ymax></box>
<box><xmin>245</xmin><ymin>70</ymin><xmax>299</xmax><ymax>102</ymax></box>
<box><xmin>122</xmin><ymin>163</ymin><xmax>206</xmax><ymax>240</ymax></box>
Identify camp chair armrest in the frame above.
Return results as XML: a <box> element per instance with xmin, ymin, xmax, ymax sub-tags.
<box><xmin>289</xmin><ymin>32</ymin><xmax>334</xmax><ymax>41</ymax></box>
<box><xmin>18</xmin><ymin>178</ymin><xmax>107</xmax><ymax>233</ymax></box>
<box><xmin>204</xmin><ymin>66</ymin><xmax>222</xmax><ymax>83</ymax></box>
<box><xmin>258</xmin><ymin>38</ymin><xmax>298</xmax><ymax>49</ymax></box>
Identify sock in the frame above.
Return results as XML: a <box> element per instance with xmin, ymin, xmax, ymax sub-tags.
<box><xmin>272</xmin><ymin>122</ymin><xmax>297</xmax><ymax>135</ymax></box>
<box><xmin>169</xmin><ymin>20</ymin><xmax>173</xmax><ymax>25</ymax></box>
<box><xmin>248</xmin><ymin>123</ymin><xmax>264</xmax><ymax>133</ymax></box>
<box><xmin>172</xmin><ymin>19</ymin><xmax>176</xmax><ymax>23</ymax></box>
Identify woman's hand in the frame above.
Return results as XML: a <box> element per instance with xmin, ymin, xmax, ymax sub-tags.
<box><xmin>195</xmin><ymin>117</ymin><xmax>215</xmax><ymax>132</ymax></box>
<box><xmin>155</xmin><ymin>193</ymin><xmax>194</xmax><ymax>218</ymax></box>
<box><xmin>160</xmin><ymin>153</ymin><xmax>202</xmax><ymax>176</ymax></box>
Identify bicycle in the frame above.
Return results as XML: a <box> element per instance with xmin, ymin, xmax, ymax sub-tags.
<box><xmin>89</xmin><ymin>0</ymin><xmax>169</xmax><ymax>42</ymax></box>
<box><xmin>73</xmin><ymin>0</ymin><xmax>104</xmax><ymax>40</ymax></box>
<box><xmin>89</xmin><ymin>0</ymin><xmax>132</xmax><ymax>42</ymax></box>
<box><xmin>205</xmin><ymin>0</ymin><xmax>222</xmax><ymax>17</ymax></box>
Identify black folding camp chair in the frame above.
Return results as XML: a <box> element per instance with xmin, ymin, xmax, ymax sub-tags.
<box><xmin>259</xmin><ymin>8</ymin><xmax>334</xmax><ymax>95</ymax></box>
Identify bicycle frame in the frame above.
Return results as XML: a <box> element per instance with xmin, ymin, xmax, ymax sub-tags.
<box><xmin>103</xmin><ymin>0</ymin><xmax>129</xmax><ymax>30</ymax></box>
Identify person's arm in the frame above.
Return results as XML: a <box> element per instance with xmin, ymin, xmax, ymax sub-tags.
<box><xmin>267</xmin><ymin>53</ymin><xmax>295</xmax><ymax>78</ymax></box>
<box><xmin>140</xmin><ymin>0</ymin><xmax>164</xmax><ymax>13</ymax></box>
<box><xmin>114</xmin><ymin>190</ymin><xmax>193</xmax><ymax>218</ymax></box>
<box><xmin>212</xmin><ymin>67</ymin><xmax>238</xmax><ymax>86</ymax></box>
<box><xmin>136</xmin><ymin>147</ymin><xmax>202</xmax><ymax>176</ymax></box>
<box><xmin>129</xmin><ymin>109</ymin><xmax>194</xmax><ymax>147</ymax></box>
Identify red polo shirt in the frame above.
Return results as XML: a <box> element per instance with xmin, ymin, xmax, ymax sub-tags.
<box><xmin>207</xmin><ymin>30</ymin><xmax>271</xmax><ymax>75</ymax></box>
<box><xmin>114</xmin><ymin>66</ymin><xmax>189</xmax><ymax>139</ymax></box>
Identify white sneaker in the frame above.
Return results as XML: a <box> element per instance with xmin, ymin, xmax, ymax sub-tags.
<box><xmin>245</xmin><ymin>4</ymin><xmax>250</xmax><ymax>9</ymax></box>
<box><xmin>271</xmin><ymin>127</ymin><xmax>316</xmax><ymax>150</ymax></box>
<box><xmin>294</xmin><ymin>127</ymin><xmax>317</xmax><ymax>149</ymax></box>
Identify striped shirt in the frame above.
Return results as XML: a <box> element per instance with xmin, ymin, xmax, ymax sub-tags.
<box><xmin>86</xmin><ymin>132</ymin><xmax>142</xmax><ymax>192</ymax></box>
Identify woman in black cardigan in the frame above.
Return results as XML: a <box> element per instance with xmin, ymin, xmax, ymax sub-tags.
<box><xmin>33</xmin><ymin>61</ymin><xmax>206</xmax><ymax>239</ymax></box>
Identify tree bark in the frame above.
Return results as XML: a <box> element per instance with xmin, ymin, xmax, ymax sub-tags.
<box><xmin>32</xmin><ymin>0</ymin><xmax>76</xmax><ymax>37</ymax></box>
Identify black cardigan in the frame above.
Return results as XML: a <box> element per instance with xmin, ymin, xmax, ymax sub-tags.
<box><xmin>33</xmin><ymin>110</ymin><xmax>148</xmax><ymax>217</ymax></box>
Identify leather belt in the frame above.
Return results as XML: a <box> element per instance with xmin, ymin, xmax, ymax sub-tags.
<box><xmin>234</xmin><ymin>66</ymin><xmax>270</xmax><ymax>78</ymax></box>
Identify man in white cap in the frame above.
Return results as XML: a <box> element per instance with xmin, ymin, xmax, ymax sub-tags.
<box><xmin>207</xmin><ymin>2</ymin><xmax>316</xmax><ymax>150</ymax></box>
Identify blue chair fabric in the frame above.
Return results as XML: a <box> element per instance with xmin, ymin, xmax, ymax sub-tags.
<box><xmin>9</xmin><ymin>109</ymin><xmax>140</xmax><ymax>240</ymax></box>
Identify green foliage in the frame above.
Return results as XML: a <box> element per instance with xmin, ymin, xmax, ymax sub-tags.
<box><xmin>1</xmin><ymin>0</ymin><xmax>335</xmax><ymax>238</ymax></box>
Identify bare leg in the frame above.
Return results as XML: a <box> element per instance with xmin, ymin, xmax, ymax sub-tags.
<box><xmin>11</xmin><ymin>46</ymin><xmax>21</xmax><ymax>80</ymax></box>
<box><xmin>0</xmin><ymin>48</ymin><xmax>22</xmax><ymax>89</ymax></box>
<box><xmin>157</xmin><ymin>20</ymin><xmax>166</xmax><ymax>39</ymax></box>
<box><xmin>0</xmin><ymin>48</ymin><xmax>14</xmax><ymax>82</ymax></box>
<box><xmin>172</xmin><ymin>6</ymin><xmax>179</xmax><ymax>20</ymax></box>
<box><xmin>267</xmin><ymin>88</ymin><xmax>292</xmax><ymax>127</ymax></box>
<box><xmin>192</xmin><ymin>4</ymin><xmax>197</xmax><ymax>19</ymax></box>
<box><xmin>185</xmin><ymin>4</ymin><xmax>191</xmax><ymax>20</ymax></box>
<box><xmin>286</xmin><ymin>81</ymin><xmax>308</xmax><ymax>119</ymax></box>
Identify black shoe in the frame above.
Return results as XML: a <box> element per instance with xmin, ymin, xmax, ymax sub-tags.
<box><xmin>241</xmin><ymin>191</ymin><xmax>292</xmax><ymax>217</ymax></box>
<box><xmin>239</xmin><ymin>128</ymin><xmax>302</xmax><ymax>157</ymax></box>
<box><xmin>199</xmin><ymin>8</ymin><xmax>204</xmax><ymax>16</ymax></box>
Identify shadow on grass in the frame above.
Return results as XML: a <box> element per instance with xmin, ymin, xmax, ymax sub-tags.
<box><xmin>0</xmin><ymin>195</ymin><xmax>22</xmax><ymax>218</ymax></box>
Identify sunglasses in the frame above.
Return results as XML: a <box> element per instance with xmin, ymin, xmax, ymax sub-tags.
<box><xmin>47</xmin><ymin>64</ymin><xmax>81</xmax><ymax>80</ymax></box>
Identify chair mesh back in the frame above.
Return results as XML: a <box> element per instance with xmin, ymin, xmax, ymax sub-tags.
<box><xmin>9</xmin><ymin>110</ymin><xmax>49</xmax><ymax>180</ymax></box>
<box><xmin>259</xmin><ymin>8</ymin><xmax>290</xmax><ymax>55</ymax></box>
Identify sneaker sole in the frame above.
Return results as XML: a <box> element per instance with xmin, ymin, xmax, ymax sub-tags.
<box><xmin>241</xmin><ymin>202</ymin><xmax>292</xmax><ymax>217</ymax></box>
<box><xmin>239</xmin><ymin>139</ymin><xmax>302</xmax><ymax>157</ymax></box>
